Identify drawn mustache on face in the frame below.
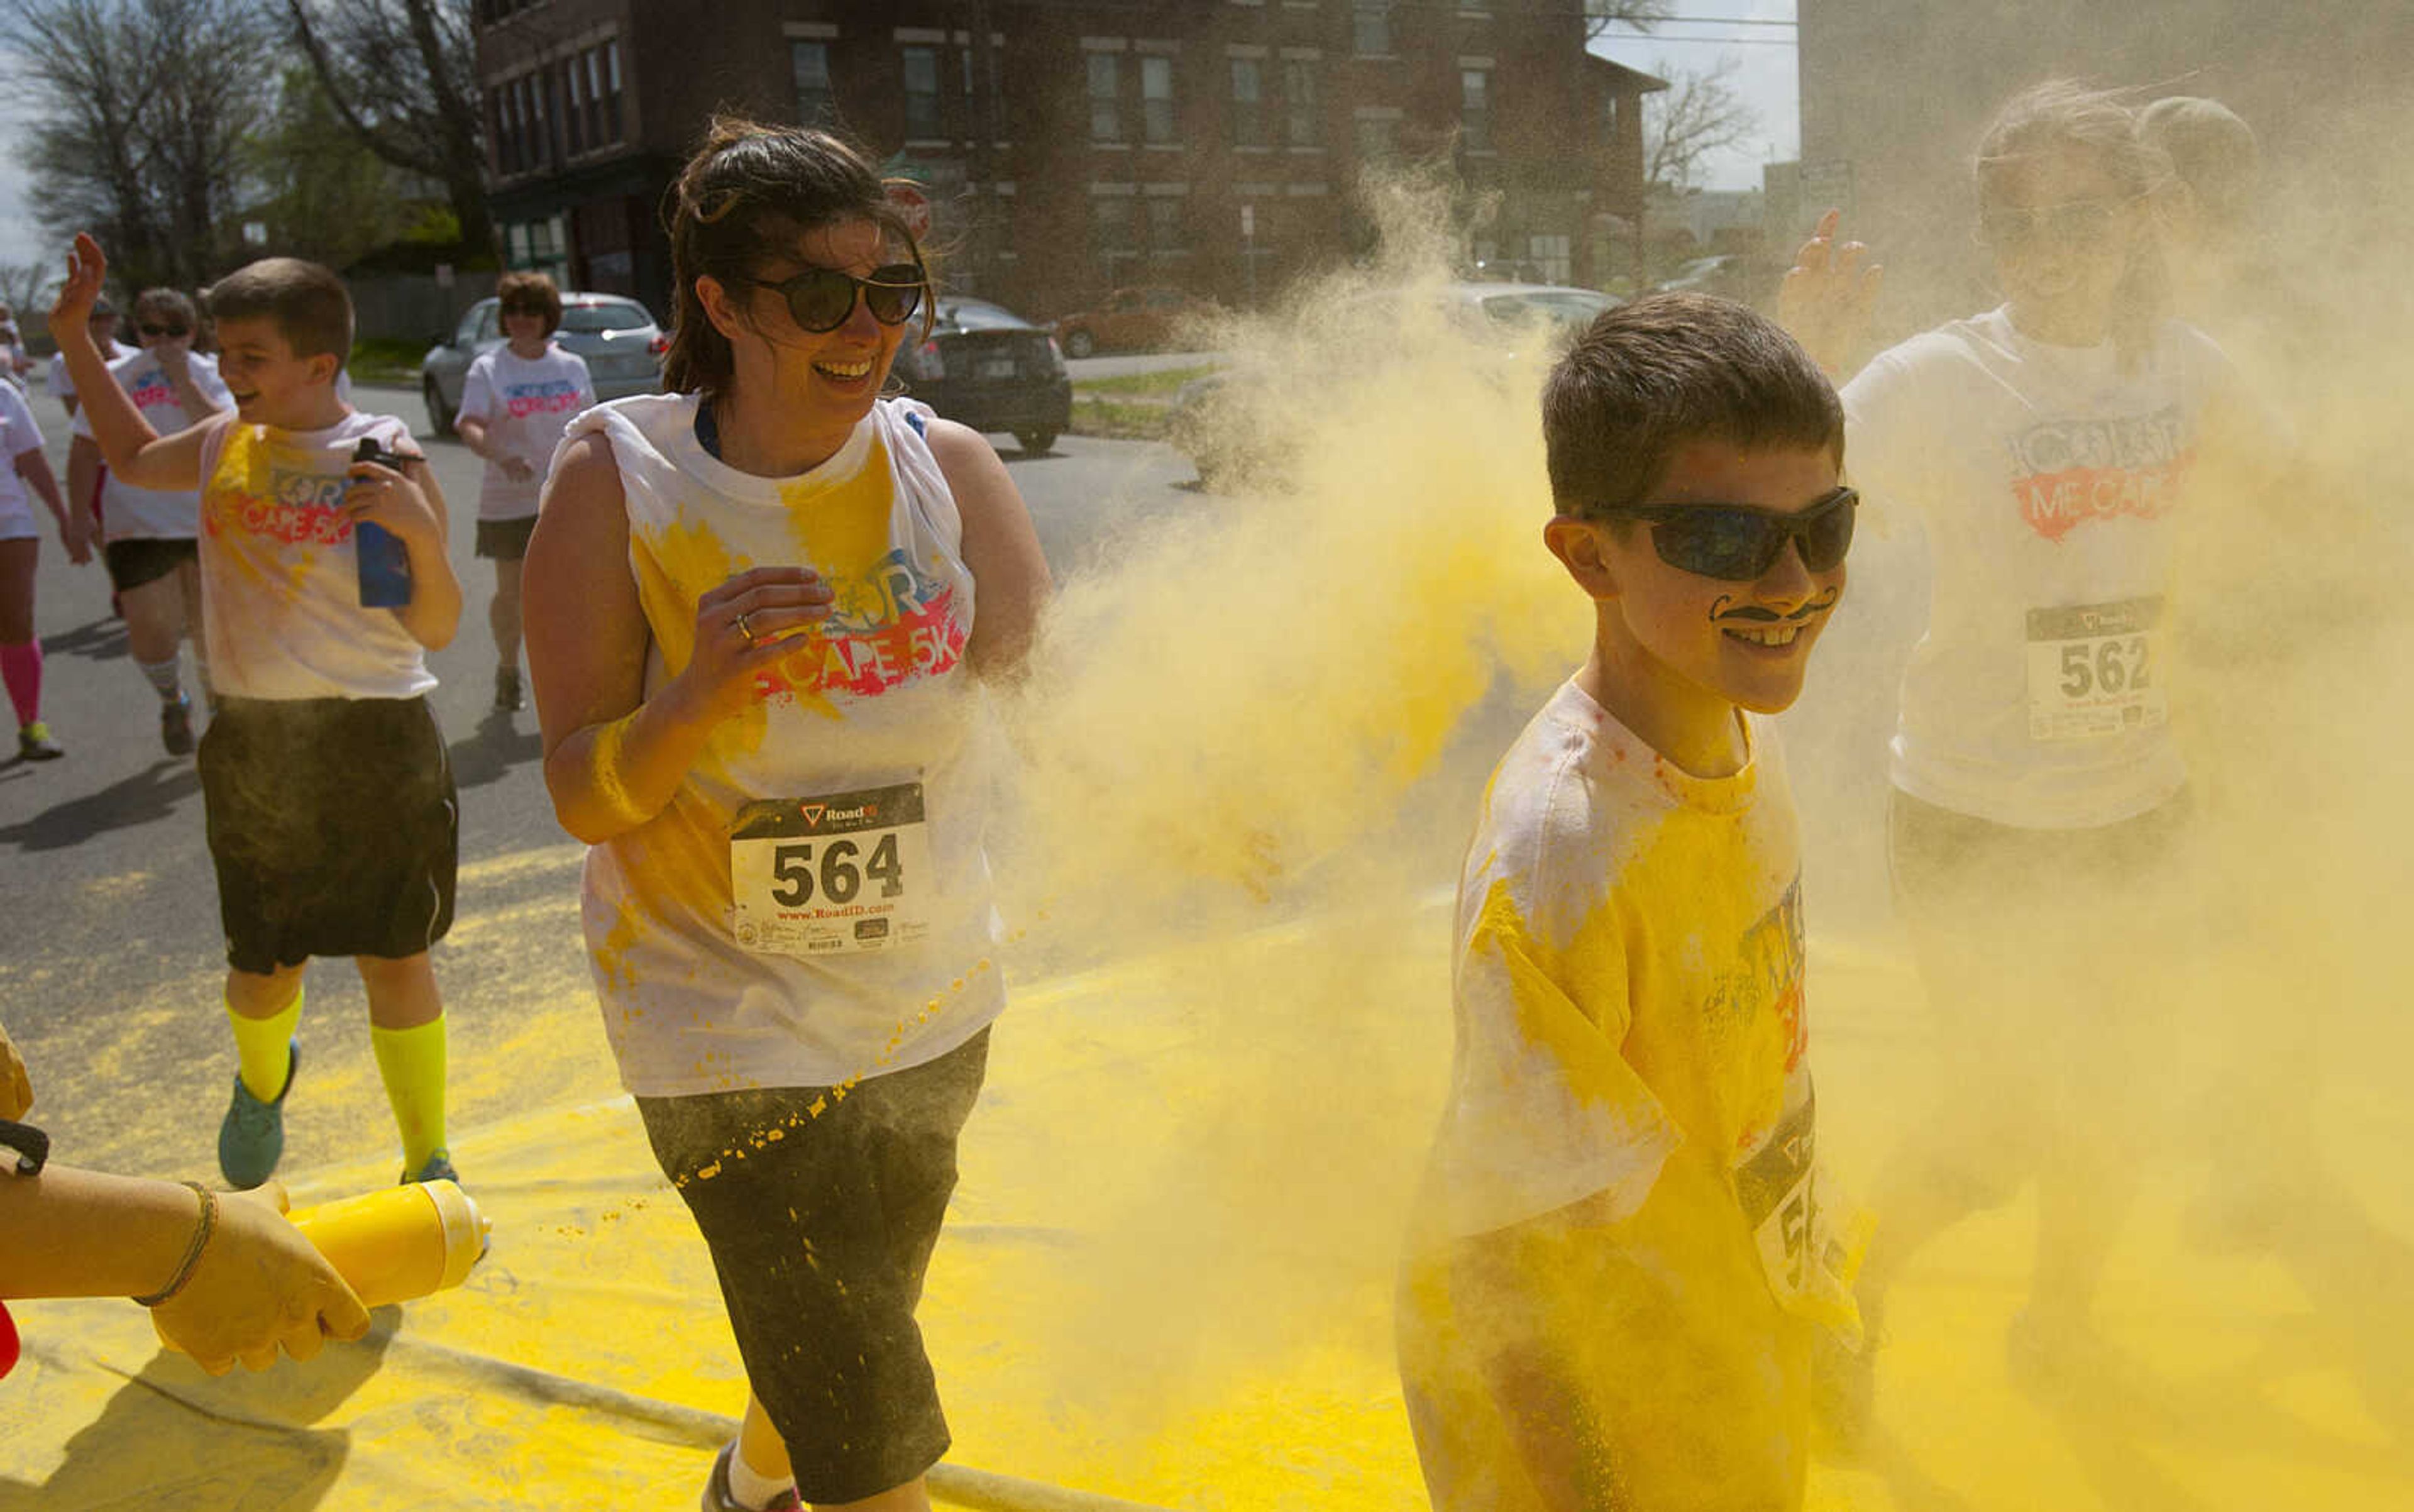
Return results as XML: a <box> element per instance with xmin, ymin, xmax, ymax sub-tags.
<box><xmin>1709</xmin><ymin>587</ymin><xmax>1843</xmax><ymax>624</ymax></box>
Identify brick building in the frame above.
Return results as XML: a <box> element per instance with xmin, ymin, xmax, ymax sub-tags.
<box><xmin>475</xmin><ymin>0</ymin><xmax>1663</xmax><ymax>321</ymax></box>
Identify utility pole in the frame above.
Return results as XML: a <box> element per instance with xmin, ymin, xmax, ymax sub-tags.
<box><xmin>963</xmin><ymin>0</ymin><xmax>999</xmax><ymax>294</ymax></box>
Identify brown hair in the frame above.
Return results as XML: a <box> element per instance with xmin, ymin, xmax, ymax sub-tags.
<box><xmin>132</xmin><ymin>287</ymin><xmax>198</xmax><ymax>334</ymax></box>
<box><xmin>203</xmin><ymin>257</ymin><xmax>353</xmax><ymax>363</ymax></box>
<box><xmin>1975</xmin><ymin>80</ymin><xmax>2173</xmax><ymax>369</ymax></box>
<box><xmin>496</xmin><ymin>270</ymin><xmax>565</xmax><ymax>336</ymax></box>
<box><xmin>659</xmin><ymin>116</ymin><xmax>929</xmax><ymax>404</ymax></box>
<box><xmin>1543</xmin><ymin>292</ymin><xmax>1842</xmax><ymax>521</ymax></box>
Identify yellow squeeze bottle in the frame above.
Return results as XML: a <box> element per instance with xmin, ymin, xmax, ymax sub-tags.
<box><xmin>287</xmin><ymin>1179</ymin><xmax>490</xmax><ymax>1308</ymax></box>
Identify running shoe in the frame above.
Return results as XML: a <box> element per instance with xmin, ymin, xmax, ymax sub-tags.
<box><xmin>218</xmin><ymin>1040</ymin><xmax>297</xmax><ymax>1189</ymax></box>
<box><xmin>160</xmin><ymin>695</ymin><xmax>194</xmax><ymax>757</ymax></box>
<box><xmin>700</xmin><ymin>1442</ymin><xmax>801</xmax><ymax>1512</ymax></box>
<box><xmin>402</xmin><ymin>1149</ymin><xmax>459</xmax><ymax>1186</ymax></box>
<box><xmin>16</xmin><ymin>722</ymin><xmax>62</xmax><ymax>761</ymax></box>
<box><xmin>492</xmin><ymin>667</ymin><xmax>523</xmax><ymax>713</ymax></box>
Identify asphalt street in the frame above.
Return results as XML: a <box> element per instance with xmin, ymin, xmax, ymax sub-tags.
<box><xmin>0</xmin><ymin>378</ymin><xmax>1199</xmax><ymax>1177</ymax></box>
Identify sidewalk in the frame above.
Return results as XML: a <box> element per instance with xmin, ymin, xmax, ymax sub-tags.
<box><xmin>3</xmin><ymin>907</ymin><xmax>2406</xmax><ymax>1509</ymax></box>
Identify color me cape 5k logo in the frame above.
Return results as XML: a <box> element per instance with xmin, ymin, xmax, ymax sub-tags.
<box><xmin>205</xmin><ymin>451</ymin><xmax>358</xmax><ymax>549</ymax></box>
<box><xmin>2009</xmin><ymin>409</ymin><xmax>2193</xmax><ymax>543</ymax></box>
<box><xmin>754</xmin><ymin>547</ymin><xmax>967</xmax><ymax>702</ymax></box>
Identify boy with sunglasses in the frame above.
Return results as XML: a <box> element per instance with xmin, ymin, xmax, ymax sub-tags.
<box><xmin>66</xmin><ymin>287</ymin><xmax>232</xmax><ymax>753</ymax></box>
<box><xmin>1397</xmin><ymin>293</ymin><xmax>1865</xmax><ymax>1511</ymax></box>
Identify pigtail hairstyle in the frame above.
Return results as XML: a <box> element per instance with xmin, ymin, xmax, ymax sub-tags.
<box><xmin>1975</xmin><ymin>80</ymin><xmax>2175</xmax><ymax>373</ymax></box>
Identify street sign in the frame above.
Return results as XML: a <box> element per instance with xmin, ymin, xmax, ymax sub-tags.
<box><xmin>888</xmin><ymin>182</ymin><xmax>934</xmax><ymax>240</ymax></box>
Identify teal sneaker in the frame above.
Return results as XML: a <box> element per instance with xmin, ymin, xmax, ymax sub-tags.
<box><xmin>218</xmin><ymin>1040</ymin><xmax>297</xmax><ymax>1189</ymax></box>
<box><xmin>402</xmin><ymin>1149</ymin><xmax>458</xmax><ymax>1186</ymax></box>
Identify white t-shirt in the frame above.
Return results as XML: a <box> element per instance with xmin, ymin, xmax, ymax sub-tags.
<box><xmin>48</xmin><ymin>340</ymin><xmax>138</xmax><ymax>403</ymax></box>
<box><xmin>72</xmin><ymin>348</ymin><xmax>234</xmax><ymax>540</ymax></box>
<box><xmin>456</xmin><ymin>343</ymin><xmax>593</xmax><ymax>520</ymax></box>
<box><xmin>0</xmin><ymin>383</ymin><xmax>45</xmax><ymax>541</ymax></box>
<box><xmin>1844</xmin><ymin>307</ymin><xmax>2239</xmax><ymax>829</ymax></box>
<box><xmin>192</xmin><ymin>409</ymin><xmax>438</xmax><ymax>701</ymax></box>
<box><xmin>568</xmin><ymin>393</ymin><xmax>1006</xmax><ymax>1097</ymax></box>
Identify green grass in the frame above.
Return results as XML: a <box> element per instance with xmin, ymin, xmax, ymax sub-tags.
<box><xmin>1066</xmin><ymin>395</ymin><xmax>1173</xmax><ymax>441</ymax></box>
<box><xmin>1071</xmin><ymin>363</ymin><xmax>1215</xmax><ymax>399</ymax></box>
<box><xmin>349</xmin><ymin>337</ymin><xmax>426</xmax><ymax>385</ymax></box>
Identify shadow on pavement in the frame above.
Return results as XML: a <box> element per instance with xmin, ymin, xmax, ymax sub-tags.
<box><xmin>448</xmin><ymin>709</ymin><xmax>544</xmax><ymax>792</ymax></box>
<box><xmin>0</xmin><ymin>1307</ymin><xmax>399</xmax><ymax>1511</ymax></box>
<box><xmin>40</xmin><ymin>615</ymin><xmax>127</xmax><ymax>663</ymax></box>
<box><xmin>0</xmin><ymin>759</ymin><xmax>199</xmax><ymax>851</ymax></box>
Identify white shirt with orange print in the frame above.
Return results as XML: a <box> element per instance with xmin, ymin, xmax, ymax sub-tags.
<box><xmin>192</xmin><ymin>409</ymin><xmax>436</xmax><ymax>702</ymax></box>
<box><xmin>1399</xmin><ymin>683</ymin><xmax>1863</xmax><ymax>1512</ymax></box>
<box><xmin>1844</xmin><ymin>307</ymin><xmax>2240</xmax><ymax>829</ymax></box>
<box><xmin>566</xmin><ymin>393</ymin><xmax>1005</xmax><ymax>1098</ymax></box>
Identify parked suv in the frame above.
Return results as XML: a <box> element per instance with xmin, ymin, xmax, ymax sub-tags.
<box><xmin>1050</xmin><ymin>286</ymin><xmax>1217</xmax><ymax>359</ymax></box>
<box><xmin>891</xmin><ymin>297</ymin><xmax>1072</xmax><ymax>455</ymax></box>
<box><xmin>421</xmin><ymin>292</ymin><xmax>664</xmax><ymax>436</ymax></box>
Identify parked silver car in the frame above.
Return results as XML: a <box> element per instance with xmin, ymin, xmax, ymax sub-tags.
<box><xmin>419</xmin><ymin>292</ymin><xmax>665</xmax><ymax>436</ymax></box>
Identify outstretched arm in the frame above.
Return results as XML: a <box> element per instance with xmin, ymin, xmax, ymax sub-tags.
<box><xmin>48</xmin><ymin>235</ymin><xmax>214</xmax><ymax>492</ymax></box>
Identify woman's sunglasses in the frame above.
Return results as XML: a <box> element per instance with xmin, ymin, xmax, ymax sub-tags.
<box><xmin>136</xmin><ymin>323</ymin><xmax>189</xmax><ymax>339</ymax></box>
<box><xmin>1979</xmin><ymin>196</ymin><xmax>2138</xmax><ymax>251</ymax></box>
<box><xmin>1592</xmin><ymin>485</ymin><xmax>1858</xmax><ymax>581</ymax></box>
<box><xmin>749</xmin><ymin>263</ymin><xmax>925</xmax><ymax>334</ymax></box>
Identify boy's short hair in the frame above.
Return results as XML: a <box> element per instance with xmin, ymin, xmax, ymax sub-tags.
<box><xmin>1543</xmin><ymin>292</ymin><xmax>1842</xmax><ymax>521</ymax></box>
<box><xmin>204</xmin><ymin>258</ymin><xmax>353</xmax><ymax>364</ymax></box>
<box><xmin>495</xmin><ymin>270</ymin><xmax>565</xmax><ymax>336</ymax></box>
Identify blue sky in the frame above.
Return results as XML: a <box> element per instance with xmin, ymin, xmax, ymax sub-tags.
<box><xmin>0</xmin><ymin>7</ymin><xmax>1799</xmax><ymax>279</ymax></box>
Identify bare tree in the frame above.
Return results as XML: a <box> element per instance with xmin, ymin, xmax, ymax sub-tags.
<box><xmin>1643</xmin><ymin>57</ymin><xmax>1761</xmax><ymax>192</ymax></box>
<box><xmin>1584</xmin><ymin>0</ymin><xmax>1672</xmax><ymax>41</ymax></box>
<box><xmin>282</xmin><ymin>0</ymin><xmax>491</xmax><ymax>254</ymax></box>
<box><xmin>2</xmin><ymin>0</ymin><xmax>273</xmax><ymax>289</ymax></box>
<box><xmin>0</xmin><ymin>262</ymin><xmax>58</xmax><ymax>319</ymax></box>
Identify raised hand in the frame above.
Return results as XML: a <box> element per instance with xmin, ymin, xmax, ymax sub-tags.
<box><xmin>48</xmin><ymin>233</ymin><xmax>109</xmax><ymax>338</ymax></box>
<box><xmin>1778</xmin><ymin>209</ymin><xmax>1882</xmax><ymax>378</ymax></box>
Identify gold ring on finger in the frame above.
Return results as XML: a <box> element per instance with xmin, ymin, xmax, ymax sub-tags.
<box><xmin>735</xmin><ymin>611</ymin><xmax>756</xmax><ymax>644</ymax></box>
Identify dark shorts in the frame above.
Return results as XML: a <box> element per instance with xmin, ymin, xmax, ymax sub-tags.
<box><xmin>636</xmin><ymin>1028</ymin><xmax>991</xmax><ymax>1505</ymax></box>
<box><xmin>103</xmin><ymin>537</ymin><xmax>197</xmax><ymax>593</ymax></box>
<box><xmin>198</xmin><ymin>696</ymin><xmax>458</xmax><ymax>974</ymax></box>
<box><xmin>473</xmin><ymin>514</ymin><xmax>537</xmax><ymax>560</ymax></box>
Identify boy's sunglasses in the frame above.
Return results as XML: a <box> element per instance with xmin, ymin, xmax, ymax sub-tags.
<box><xmin>747</xmin><ymin>262</ymin><xmax>925</xmax><ymax>334</ymax></box>
<box><xmin>1592</xmin><ymin>486</ymin><xmax>1858</xmax><ymax>581</ymax></box>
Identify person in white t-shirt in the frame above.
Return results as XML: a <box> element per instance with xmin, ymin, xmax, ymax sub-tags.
<box><xmin>0</xmin><ymin>379</ymin><xmax>79</xmax><ymax>760</ymax></box>
<box><xmin>48</xmin><ymin>295</ymin><xmax>136</xmax><ymax>419</ymax></box>
<box><xmin>0</xmin><ymin>304</ymin><xmax>30</xmax><ymax>391</ymax></box>
<box><xmin>68</xmin><ymin>288</ymin><xmax>233</xmax><ymax>754</ymax></box>
<box><xmin>451</xmin><ymin>270</ymin><xmax>594</xmax><ymax>714</ymax></box>
<box><xmin>1783</xmin><ymin>81</ymin><xmax>2261</xmax><ymax>1388</ymax></box>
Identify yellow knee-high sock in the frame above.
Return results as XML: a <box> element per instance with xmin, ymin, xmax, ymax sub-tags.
<box><xmin>370</xmin><ymin>1017</ymin><xmax>449</xmax><ymax>1173</ymax></box>
<box><xmin>228</xmin><ymin>986</ymin><xmax>302</xmax><ymax>1101</ymax></box>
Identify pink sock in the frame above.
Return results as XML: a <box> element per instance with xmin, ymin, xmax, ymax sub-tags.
<box><xmin>1</xmin><ymin>641</ymin><xmax>40</xmax><ymax>727</ymax></box>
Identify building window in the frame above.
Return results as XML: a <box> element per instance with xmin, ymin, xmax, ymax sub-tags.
<box><xmin>1092</xmin><ymin>196</ymin><xmax>1136</xmax><ymax>274</ymax></box>
<box><xmin>1529</xmin><ymin>233</ymin><xmax>1572</xmax><ymax>284</ymax></box>
<box><xmin>1602</xmin><ymin>91</ymin><xmax>1621</xmax><ymax>145</ymax></box>
<box><xmin>1230</xmin><ymin>58</ymin><xmax>1264</xmax><ymax>146</ymax></box>
<box><xmin>901</xmin><ymin>45</ymin><xmax>943</xmax><ymax>140</ymax></box>
<box><xmin>563</xmin><ymin>55</ymin><xmax>584</xmax><ymax>155</ymax></box>
<box><xmin>1141</xmin><ymin>55</ymin><xmax>1176</xmax><ymax>145</ymax></box>
<box><xmin>601</xmin><ymin>41</ymin><xmax>622</xmax><ymax>141</ymax></box>
<box><xmin>1354</xmin><ymin>113</ymin><xmax>1397</xmax><ymax>160</ymax></box>
<box><xmin>1283</xmin><ymin>60</ymin><xmax>1317</xmax><ymax>147</ymax></box>
<box><xmin>506</xmin><ymin>216</ymin><xmax>570</xmax><ymax>284</ymax></box>
<box><xmin>1147</xmin><ymin>196</ymin><xmax>1184</xmax><ymax>254</ymax></box>
<box><xmin>1088</xmin><ymin>53</ymin><xmax>1122</xmax><ymax>142</ymax></box>
<box><xmin>1461</xmin><ymin>67</ymin><xmax>1491</xmax><ymax>152</ymax></box>
<box><xmin>960</xmin><ymin>45</ymin><xmax>1004</xmax><ymax>136</ymax></box>
<box><xmin>795</xmin><ymin>41</ymin><xmax>834</xmax><ymax>125</ymax></box>
<box><xmin>1352</xmin><ymin>1</ymin><xmax>1391</xmax><ymax>57</ymax></box>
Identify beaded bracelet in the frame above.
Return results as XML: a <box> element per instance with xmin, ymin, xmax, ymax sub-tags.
<box><xmin>131</xmin><ymin>1181</ymin><xmax>218</xmax><ymax>1308</ymax></box>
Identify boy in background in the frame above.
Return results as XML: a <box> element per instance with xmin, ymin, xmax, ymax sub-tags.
<box><xmin>52</xmin><ymin>233</ymin><xmax>466</xmax><ymax>1191</ymax></box>
<box><xmin>1397</xmin><ymin>294</ymin><xmax>1866</xmax><ymax>1510</ymax></box>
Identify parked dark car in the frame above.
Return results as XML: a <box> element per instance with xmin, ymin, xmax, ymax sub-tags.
<box><xmin>1050</xmin><ymin>286</ymin><xmax>1218</xmax><ymax>359</ymax></box>
<box><xmin>891</xmin><ymin>297</ymin><xmax>1072</xmax><ymax>455</ymax></box>
<box><xmin>421</xmin><ymin>292</ymin><xmax>664</xmax><ymax>436</ymax></box>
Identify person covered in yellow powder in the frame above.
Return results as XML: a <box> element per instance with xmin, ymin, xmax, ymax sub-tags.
<box><xmin>1783</xmin><ymin>81</ymin><xmax>2266</xmax><ymax>1396</ymax></box>
<box><xmin>522</xmin><ymin>119</ymin><xmax>1049</xmax><ymax>1512</ymax></box>
<box><xmin>1397</xmin><ymin>293</ymin><xmax>1866</xmax><ymax>1511</ymax></box>
<box><xmin>50</xmin><ymin>239</ymin><xmax>468</xmax><ymax>1194</ymax></box>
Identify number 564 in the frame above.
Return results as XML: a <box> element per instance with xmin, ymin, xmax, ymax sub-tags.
<box><xmin>769</xmin><ymin>836</ymin><xmax>905</xmax><ymax>906</ymax></box>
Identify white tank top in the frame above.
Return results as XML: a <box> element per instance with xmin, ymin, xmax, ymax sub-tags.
<box><xmin>567</xmin><ymin>394</ymin><xmax>1006</xmax><ymax>1097</ymax></box>
<box><xmin>194</xmin><ymin>409</ymin><xmax>437</xmax><ymax>702</ymax></box>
